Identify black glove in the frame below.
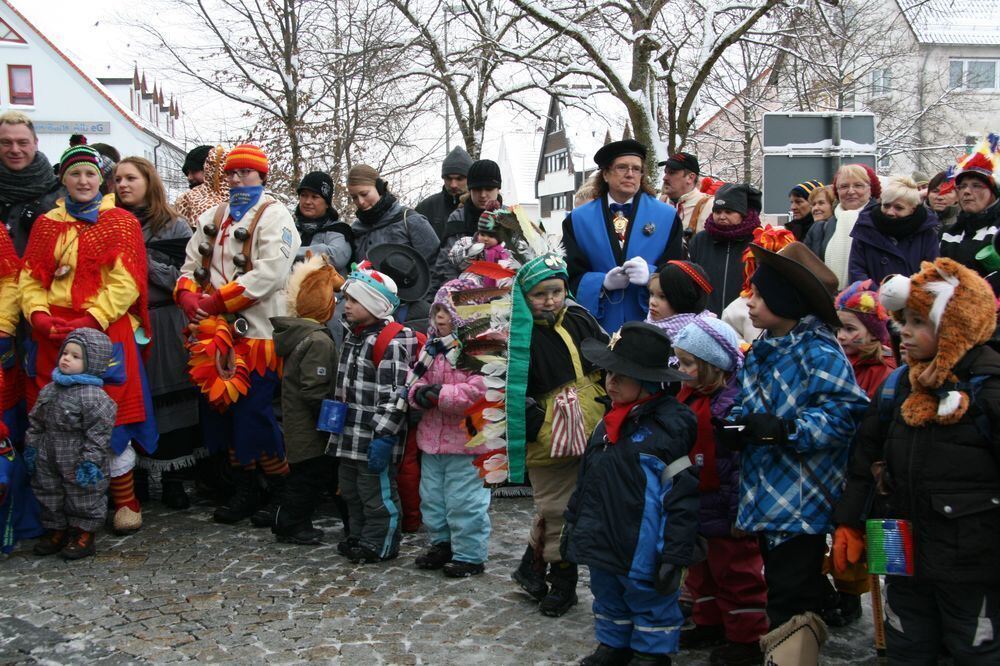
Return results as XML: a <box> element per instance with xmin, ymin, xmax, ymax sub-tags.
<box><xmin>713</xmin><ymin>417</ymin><xmax>747</xmax><ymax>452</ymax></box>
<box><xmin>559</xmin><ymin>523</ymin><xmax>574</xmax><ymax>561</ymax></box>
<box><xmin>525</xmin><ymin>398</ymin><xmax>545</xmax><ymax>442</ymax></box>
<box><xmin>413</xmin><ymin>385</ymin><xmax>442</xmax><ymax>409</ymax></box>
<box><xmin>655</xmin><ymin>561</ymin><xmax>684</xmax><ymax>596</ymax></box>
<box><xmin>744</xmin><ymin>413</ymin><xmax>793</xmax><ymax>445</ymax></box>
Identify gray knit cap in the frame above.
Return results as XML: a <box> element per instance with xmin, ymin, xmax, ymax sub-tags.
<box><xmin>441</xmin><ymin>146</ymin><xmax>473</xmax><ymax>178</ymax></box>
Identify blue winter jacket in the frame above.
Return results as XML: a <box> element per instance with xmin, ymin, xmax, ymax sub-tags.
<box><xmin>564</xmin><ymin>393</ymin><xmax>699</xmax><ymax>580</ymax></box>
<box><xmin>732</xmin><ymin>316</ymin><xmax>869</xmax><ymax>535</ymax></box>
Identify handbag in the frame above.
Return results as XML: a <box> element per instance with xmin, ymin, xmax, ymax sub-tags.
<box><xmin>548</xmin><ymin>326</ymin><xmax>589</xmax><ymax>458</ymax></box>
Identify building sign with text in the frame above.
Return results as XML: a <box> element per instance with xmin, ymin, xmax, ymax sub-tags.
<box><xmin>33</xmin><ymin>121</ymin><xmax>111</xmax><ymax>135</ymax></box>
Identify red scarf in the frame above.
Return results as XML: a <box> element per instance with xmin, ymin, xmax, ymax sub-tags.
<box><xmin>603</xmin><ymin>394</ymin><xmax>657</xmax><ymax>444</ymax></box>
<box><xmin>677</xmin><ymin>385</ymin><xmax>720</xmax><ymax>491</ymax></box>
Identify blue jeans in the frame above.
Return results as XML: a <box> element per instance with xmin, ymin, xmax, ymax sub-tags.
<box><xmin>419</xmin><ymin>453</ymin><xmax>491</xmax><ymax>563</ymax></box>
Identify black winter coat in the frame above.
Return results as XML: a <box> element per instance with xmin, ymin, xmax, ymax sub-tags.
<box><xmin>415</xmin><ymin>187</ymin><xmax>462</xmax><ymax>242</ymax></box>
<box><xmin>565</xmin><ymin>393</ymin><xmax>700</xmax><ymax>579</ymax></box>
<box><xmin>940</xmin><ymin>199</ymin><xmax>1000</xmax><ymax>278</ymax></box>
<box><xmin>687</xmin><ymin>230</ymin><xmax>752</xmax><ymax>317</ymax></box>
<box><xmin>834</xmin><ymin>345</ymin><xmax>1000</xmax><ymax>584</ymax></box>
<box><xmin>1</xmin><ymin>184</ymin><xmax>61</xmax><ymax>256</ymax></box>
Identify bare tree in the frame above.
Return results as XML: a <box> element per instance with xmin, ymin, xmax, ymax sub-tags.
<box><xmin>509</xmin><ymin>0</ymin><xmax>785</xmax><ymax>174</ymax></box>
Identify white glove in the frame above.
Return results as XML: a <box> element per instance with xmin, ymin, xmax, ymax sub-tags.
<box><xmin>622</xmin><ymin>257</ymin><xmax>650</xmax><ymax>286</ymax></box>
<box><xmin>603</xmin><ymin>266</ymin><xmax>630</xmax><ymax>291</ymax></box>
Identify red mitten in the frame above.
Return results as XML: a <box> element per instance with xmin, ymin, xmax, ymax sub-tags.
<box><xmin>177</xmin><ymin>290</ymin><xmax>202</xmax><ymax>322</ymax></box>
<box><xmin>54</xmin><ymin>312</ymin><xmax>101</xmax><ymax>334</ymax></box>
<box><xmin>29</xmin><ymin>311</ymin><xmax>55</xmax><ymax>335</ymax></box>
<box><xmin>198</xmin><ymin>292</ymin><xmax>225</xmax><ymax>316</ymax></box>
<box><xmin>832</xmin><ymin>525</ymin><xmax>866</xmax><ymax>573</ymax></box>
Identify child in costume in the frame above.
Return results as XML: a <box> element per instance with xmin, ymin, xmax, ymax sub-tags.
<box><xmin>507</xmin><ymin>253</ymin><xmax>608</xmax><ymax>617</ymax></box>
<box><xmin>673</xmin><ymin>317</ymin><xmax>768</xmax><ymax>665</ymax></box>
<box><xmin>818</xmin><ymin>279</ymin><xmax>897</xmax><ymax>627</ymax></box>
<box><xmin>834</xmin><ymin>258</ymin><xmax>1000</xmax><ymax>663</ymax></box>
<box><xmin>645</xmin><ymin>260</ymin><xmax>716</xmax><ymax>358</ymax></box>
<box><xmin>269</xmin><ymin>253</ymin><xmax>344</xmax><ymax>545</ymax></box>
<box><xmin>25</xmin><ymin>328</ymin><xmax>117</xmax><ymax>560</ymax></box>
<box><xmin>328</xmin><ymin>264</ymin><xmax>419</xmax><ymax>563</ymax></box>
<box><xmin>409</xmin><ymin>278</ymin><xmax>491</xmax><ymax>577</ymax></box>
<box><xmin>566</xmin><ymin>322</ymin><xmax>699</xmax><ymax>666</ymax></box>
<box><xmin>718</xmin><ymin>242</ymin><xmax>869</xmax><ymax>664</ymax></box>
<box><xmin>721</xmin><ymin>225</ymin><xmax>796</xmax><ymax>342</ymax></box>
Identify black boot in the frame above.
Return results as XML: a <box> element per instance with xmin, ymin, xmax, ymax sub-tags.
<box><xmin>580</xmin><ymin>643</ymin><xmax>634</xmax><ymax>665</ymax></box>
<box><xmin>511</xmin><ymin>544</ymin><xmax>548</xmax><ymax>601</ymax></box>
<box><xmin>822</xmin><ymin>591</ymin><xmax>862</xmax><ymax>627</ymax></box>
<box><xmin>212</xmin><ymin>469</ymin><xmax>260</xmax><ymax>524</ymax></box>
<box><xmin>540</xmin><ymin>561</ymin><xmax>578</xmax><ymax>617</ymax></box>
<box><xmin>161</xmin><ymin>471</ymin><xmax>190</xmax><ymax>510</ymax></box>
<box><xmin>251</xmin><ymin>474</ymin><xmax>287</xmax><ymax>528</ymax></box>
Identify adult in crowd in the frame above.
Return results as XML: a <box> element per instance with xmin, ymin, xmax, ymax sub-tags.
<box><xmin>182</xmin><ymin>145</ymin><xmax>212</xmax><ymax>189</ymax></box>
<box><xmin>175</xmin><ymin>144</ymin><xmax>300</xmax><ymax>525</ymax></box>
<box><xmin>433</xmin><ymin>159</ymin><xmax>503</xmax><ymax>291</ymax></box>
<box><xmin>941</xmin><ymin>149</ymin><xmax>1000</xmax><ymax>277</ymax></box>
<box><xmin>804</xmin><ymin>163</ymin><xmax>881</xmax><ymax>289</ymax></box>
<box><xmin>294</xmin><ymin>171</ymin><xmax>352</xmax><ymax>275</ymax></box>
<box><xmin>659</xmin><ymin>151</ymin><xmax>713</xmax><ymax>238</ymax></box>
<box><xmin>20</xmin><ymin>145</ymin><xmax>156</xmax><ymax>534</ymax></box>
<box><xmin>114</xmin><ymin>157</ymin><xmax>198</xmax><ymax>510</ymax></box>
<box><xmin>925</xmin><ymin>171</ymin><xmax>959</xmax><ymax>234</ymax></box>
<box><xmin>785</xmin><ymin>180</ymin><xmax>824</xmax><ymax>241</ymax></box>
<box><xmin>175</xmin><ymin>146</ymin><xmax>229</xmax><ymax>229</ymax></box>
<box><xmin>416</xmin><ymin>146</ymin><xmax>472</xmax><ymax>242</ymax></box>
<box><xmin>563</xmin><ymin>140</ymin><xmax>684</xmax><ymax>333</ymax></box>
<box><xmin>688</xmin><ymin>183</ymin><xmax>762</xmax><ymax>317</ymax></box>
<box><xmin>91</xmin><ymin>144</ymin><xmax>120</xmax><ymax>197</ymax></box>
<box><xmin>0</xmin><ymin>112</ymin><xmax>61</xmax><ymax>255</ymax></box>
<box><xmin>847</xmin><ymin>176</ymin><xmax>939</xmax><ymax>285</ymax></box>
<box><xmin>806</xmin><ymin>185</ymin><xmax>836</xmax><ymax>251</ymax></box>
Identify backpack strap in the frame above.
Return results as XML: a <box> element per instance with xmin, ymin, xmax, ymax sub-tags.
<box><xmin>373</xmin><ymin>322</ymin><xmax>405</xmax><ymax>367</ymax></box>
<box><xmin>878</xmin><ymin>365</ymin><xmax>909</xmax><ymax>425</ymax></box>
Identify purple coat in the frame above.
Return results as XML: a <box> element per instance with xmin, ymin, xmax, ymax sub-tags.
<box><xmin>848</xmin><ymin>207</ymin><xmax>940</xmax><ymax>284</ymax></box>
<box><xmin>694</xmin><ymin>378</ymin><xmax>741</xmax><ymax>538</ymax></box>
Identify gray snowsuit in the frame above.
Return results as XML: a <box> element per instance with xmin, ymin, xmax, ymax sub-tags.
<box><xmin>27</xmin><ymin>328</ymin><xmax>118</xmax><ymax>532</ymax></box>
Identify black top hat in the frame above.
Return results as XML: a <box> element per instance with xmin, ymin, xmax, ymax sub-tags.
<box><xmin>657</xmin><ymin>152</ymin><xmax>700</xmax><ymax>175</ymax></box>
<box><xmin>582</xmin><ymin>322</ymin><xmax>691</xmax><ymax>383</ymax></box>
<box><xmin>749</xmin><ymin>242</ymin><xmax>840</xmax><ymax>328</ymax></box>
<box><xmin>366</xmin><ymin>243</ymin><xmax>431</xmax><ymax>302</ymax></box>
<box><xmin>594</xmin><ymin>140</ymin><xmax>648</xmax><ymax>169</ymax></box>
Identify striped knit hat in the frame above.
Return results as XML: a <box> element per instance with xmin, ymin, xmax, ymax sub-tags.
<box><xmin>789</xmin><ymin>179</ymin><xmax>824</xmax><ymax>200</ymax></box>
<box><xmin>59</xmin><ymin>145</ymin><xmax>102</xmax><ymax>181</ymax></box>
<box><xmin>224</xmin><ymin>144</ymin><xmax>269</xmax><ymax>175</ymax></box>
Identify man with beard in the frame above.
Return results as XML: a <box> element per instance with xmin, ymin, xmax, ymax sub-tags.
<box><xmin>416</xmin><ymin>146</ymin><xmax>472</xmax><ymax>242</ymax></box>
<box><xmin>0</xmin><ymin>113</ymin><xmax>61</xmax><ymax>255</ymax></box>
<box><xmin>182</xmin><ymin>145</ymin><xmax>212</xmax><ymax>189</ymax></box>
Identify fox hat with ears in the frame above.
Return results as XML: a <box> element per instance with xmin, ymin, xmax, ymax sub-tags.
<box><xmin>286</xmin><ymin>251</ymin><xmax>345</xmax><ymax>323</ymax></box>
<box><xmin>879</xmin><ymin>257</ymin><xmax>997</xmax><ymax>426</ymax></box>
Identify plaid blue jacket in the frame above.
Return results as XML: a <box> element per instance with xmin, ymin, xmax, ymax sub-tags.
<box><xmin>732</xmin><ymin>316</ymin><xmax>869</xmax><ymax>535</ymax></box>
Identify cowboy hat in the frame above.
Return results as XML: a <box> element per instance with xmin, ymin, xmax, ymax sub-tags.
<box><xmin>582</xmin><ymin>322</ymin><xmax>691</xmax><ymax>383</ymax></box>
<box><xmin>750</xmin><ymin>241</ymin><xmax>839</xmax><ymax>328</ymax></box>
<box><xmin>366</xmin><ymin>243</ymin><xmax>431</xmax><ymax>302</ymax></box>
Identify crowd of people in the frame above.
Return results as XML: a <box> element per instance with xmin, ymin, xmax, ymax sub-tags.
<box><xmin>1</xmin><ymin>107</ymin><xmax>999</xmax><ymax>665</ymax></box>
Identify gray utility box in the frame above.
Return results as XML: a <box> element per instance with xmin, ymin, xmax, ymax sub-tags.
<box><xmin>762</xmin><ymin>112</ymin><xmax>877</xmax><ymax>217</ymax></box>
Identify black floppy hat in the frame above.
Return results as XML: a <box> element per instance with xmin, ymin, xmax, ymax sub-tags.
<box><xmin>582</xmin><ymin>322</ymin><xmax>691</xmax><ymax>383</ymax></box>
<box><xmin>366</xmin><ymin>243</ymin><xmax>431</xmax><ymax>302</ymax></box>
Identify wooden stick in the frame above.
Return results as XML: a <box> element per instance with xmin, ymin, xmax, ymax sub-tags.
<box><xmin>869</xmin><ymin>574</ymin><xmax>888</xmax><ymax>664</ymax></box>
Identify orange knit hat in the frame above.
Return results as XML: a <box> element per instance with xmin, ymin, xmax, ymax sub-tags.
<box><xmin>224</xmin><ymin>144</ymin><xmax>269</xmax><ymax>175</ymax></box>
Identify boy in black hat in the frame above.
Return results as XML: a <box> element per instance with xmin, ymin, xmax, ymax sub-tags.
<box><xmin>564</xmin><ymin>322</ymin><xmax>700</xmax><ymax>666</ymax></box>
<box><xmin>718</xmin><ymin>242</ymin><xmax>869</xmax><ymax>664</ymax></box>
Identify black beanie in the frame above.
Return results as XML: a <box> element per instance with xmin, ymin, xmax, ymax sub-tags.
<box><xmin>297</xmin><ymin>171</ymin><xmax>334</xmax><ymax>206</ymax></box>
<box><xmin>655</xmin><ymin>261</ymin><xmax>711</xmax><ymax>314</ymax></box>
<box><xmin>713</xmin><ymin>183</ymin><xmax>762</xmax><ymax>217</ymax></box>
<box><xmin>183</xmin><ymin>145</ymin><xmax>212</xmax><ymax>176</ymax></box>
<box><xmin>467</xmin><ymin>159</ymin><xmax>502</xmax><ymax>190</ymax></box>
<box><xmin>442</xmin><ymin>146</ymin><xmax>473</xmax><ymax>178</ymax></box>
<box><xmin>751</xmin><ymin>263</ymin><xmax>808</xmax><ymax>322</ymax></box>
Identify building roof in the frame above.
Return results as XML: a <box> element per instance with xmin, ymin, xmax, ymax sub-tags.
<box><xmin>1</xmin><ymin>0</ymin><xmax>185</xmax><ymax>153</ymax></box>
<box><xmin>560</xmin><ymin>94</ymin><xmax>628</xmax><ymax>171</ymax></box>
<box><xmin>498</xmin><ymin>130</ymin><xmax>544</xmax><ymax>206</ymax></box>
<box><xmin>897</xmin><ymin>0</ymin><xmax>1000</xmax><ymax>45</ymax></box>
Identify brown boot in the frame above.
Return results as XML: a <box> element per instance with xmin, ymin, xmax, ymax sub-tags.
<box><xmin>61</xmin><ymin>528</ymin><xmax>96</xmax><ymax>560</ymax></box>
<box><xmin>33</xmin><ymin>529</ymin><xmax>68</xmax><ymax>556</ymax></box>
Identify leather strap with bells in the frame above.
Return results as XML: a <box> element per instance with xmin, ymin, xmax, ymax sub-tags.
<box><xmin>198</xmin><ymin>201</ymin><xmax>274</xmax><ymax>290</ymax></box>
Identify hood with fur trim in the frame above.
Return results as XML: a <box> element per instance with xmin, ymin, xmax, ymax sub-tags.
<box><xmin>879</xmin><ymin>257</ymin><xmax>997</xmax><ymax>425</ymax></box>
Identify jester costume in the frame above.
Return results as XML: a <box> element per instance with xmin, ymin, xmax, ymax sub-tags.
<box><xmin>20</xmin><ymin>189</ymin><xmax>157</xmax><ymax>533</ymax></box>
<box><xmin>0</xmin><ymin>224</ymin><xmax>22</xmax><ymax>442</ymax></box>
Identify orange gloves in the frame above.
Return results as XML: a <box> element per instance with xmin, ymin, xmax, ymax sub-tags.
<box><xmin>832</xmin><ymin>525</ymin><xmax>866</xmax><ymax>573</ymax></box>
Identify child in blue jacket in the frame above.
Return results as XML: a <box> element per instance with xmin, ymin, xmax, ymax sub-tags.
<box><xmin>719</xmin><ymin>242</ymin><xmax>868</xmax><ymax>663</ymax></box>
<box><xmin>564</xmin><ymin>322</ymin><xmax>699</xmax><ymax>666</ymax></box>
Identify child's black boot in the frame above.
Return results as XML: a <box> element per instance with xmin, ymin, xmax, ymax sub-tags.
<box><xmin>415</xmin><ymin>541</ymin><xmax>452</xmax><ymax>570</ymax></box>
<box><xmin>580</xmin><ymin>643</ymin><xmax>633</xmax><ymax>665</ymax></box>
<box><xmin>213</xmin><ymin>469</ymin><xmax>260</xmax><ymax>524</ymax></box>
<box><xmin>512</xmin><ymin>544</ymin><xmax>548</xmax><ymax>601</ymax></box>
<box><xmin>540</xmin><ymin>561</ymin><xmax>578</xmax><ymax>617</ymax></box>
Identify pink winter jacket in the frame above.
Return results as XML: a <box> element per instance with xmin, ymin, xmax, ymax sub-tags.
<box><xmin>407</xmin><ymin>354</ymin><xmax>488</xmax><ymax>455</ymax></box>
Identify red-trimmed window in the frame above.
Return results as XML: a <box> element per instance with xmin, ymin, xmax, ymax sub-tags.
<box><xmin>8</xmin><ymin>65</ymin><xmax>33</xmax><ymax>105</ymax></box>
<box><xmin>0</xmin><ymin>18</ymin><xmax>26</xmax><ymax>43</ymax></box>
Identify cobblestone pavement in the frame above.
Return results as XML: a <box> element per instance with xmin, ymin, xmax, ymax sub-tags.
<box><xmin>1</xmin><ymin>494</ymin><xmax>876</xmax><ymax>664</ymax></box>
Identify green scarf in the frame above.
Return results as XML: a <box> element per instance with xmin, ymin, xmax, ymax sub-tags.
<box><xmin>505</xmin><ymin>253</ymin><xmax>569</xmax><ymax>483</ymax></box>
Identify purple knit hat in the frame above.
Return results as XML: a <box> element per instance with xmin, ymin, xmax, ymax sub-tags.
<box><xmin>835</xmin><ymin>279</ymin><xmax>890</xmax><ymax>345</ymax></box>
<box><xmin>428</xmin><ymin>277</ymin><xmax>483</xmax><ymax>335</ymax></box>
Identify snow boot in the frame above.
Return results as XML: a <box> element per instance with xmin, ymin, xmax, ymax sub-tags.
<box><xmin>161</xmin><ymin>471</ymin><xmax>190</xmax><ymax>510</ymax></box>
<box><xmin>540</xmin><ymin>561</ymin><xmax>578</xmax><ymax>617</ymax></box>
<box><xmin>580</xmin><ymin>643</ymin><xmax>634</xmax><ymax>666</ymax></box>
<box><xmin>251</xmin><ymin>474</ymin><xmax>287</xmax><ymax>527</ymax></box>
<box><xmin>512</xmin><ymin>544</ymin><xmax>548</xmax><ymax>601</ymax></box>
<box><xmin>415</xmin><ymin>542</ymin><xmax>453</xmax><ymax>570</ymax></box>
<box><xmin>627</xmin><ymin>653</ymin><xmax>671</xmax><ymax>665</ymax></box>
<box><xmin>213</xmin><ymin>469</ymin><xmax>260</xmax><ymax>524</ymax></box>
<box><xmin>443</xmin><ymin>560</ymin><xmax>485</xmax><ymax>578</ymax></box>
<box><xmin>61</xmin><ymin>528</ymin><xmax>96</xmax><ymax>560</ymax></box>
<box><xmin>709</xmin><ymin>640</ymin><xmax>764</xmax><ymax>666</ymax></box>
<box><xmin>680</xmin><ymin>623</ymin><xmax>726</xmax><ymax>650</ymax></box>
<box><xmin>821</xmin><ymin>591</ymin><xmax>862</xmax><ymax>628</ymax></box>
<box><xmin>32</xmin><ymin>529</ymin><xmax>68</xmax><ymax>556</ymax></box>
<box><xmin>759</xmin><ymin>612</ymin><xmax>827</xmax><ymax>666</ymax></box>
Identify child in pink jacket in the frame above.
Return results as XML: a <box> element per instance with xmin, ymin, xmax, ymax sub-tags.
<box><xmin>408</xmin><ymin>278</ymin><xmax>490</xmax><ymax>578</ymax></box>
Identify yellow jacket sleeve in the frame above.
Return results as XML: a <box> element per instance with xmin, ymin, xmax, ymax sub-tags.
<box><xmin>0</xmin><ymin>274</ymin><xmax>18</xmax><ymax>334</ymax></box>
<box><xmin>19</xmin><ymin>266</ymin><xmax>50</xmax><ymax>320</ymax></box>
